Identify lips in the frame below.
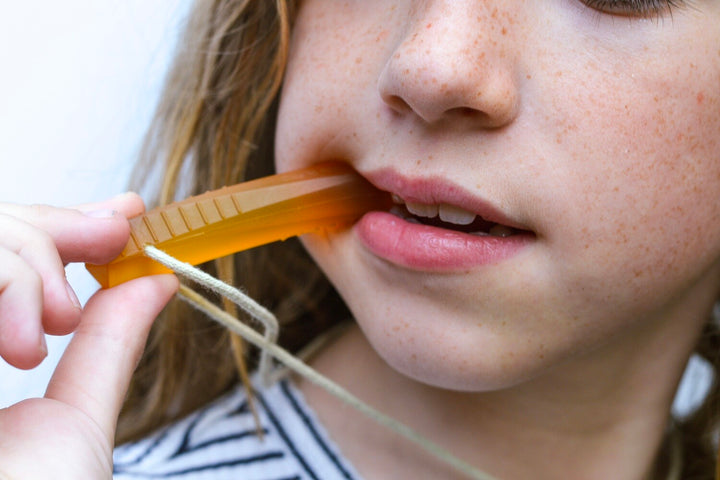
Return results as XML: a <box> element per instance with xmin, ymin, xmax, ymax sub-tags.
<box><xmin>354</xmin><ymin>168</ymin><xmax>534</xmax><ymax>271</ymax></box>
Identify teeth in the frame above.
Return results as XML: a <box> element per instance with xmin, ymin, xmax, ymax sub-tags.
<box><xmin>393</xmin><ymin>195</ymin><xmax>514</xmax><ymax>232</ymax></box>
<box><xmin>405</xmin><ymin>201</ymin><xmax>439</xmax><ymax>218</ymax></box>
<box><xmin>438</xmin><ymin>203</ymin><xmax>476</xmax><ymax>225</ymax></box>
<box><xmin>489</xmin><ymin>224</ymin><xmax>514</xmax><ymax>237</ymax></box>
<box><xmin>390</xmin><ymin>204</ymin><xmax>423</xmax><ymax>224</ymax></box>
<box><xmin>389</xmin><ymin>204</ymin><xmax>405</xmax><ymax>216</ymax></box>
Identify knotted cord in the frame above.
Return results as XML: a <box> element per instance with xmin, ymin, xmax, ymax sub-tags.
<box><xmin>143</xmin><ymin>245</ymin><xmax>497</xmax><ymax>480</ymax></box>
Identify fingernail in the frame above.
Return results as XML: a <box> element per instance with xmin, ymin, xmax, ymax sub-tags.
<box><xmin>110</xmin><ymin>192</ymin><xmax>136</xmax><ymax>200</ymax></box>
<box><xmin>82</xmin><ymin>209</ymin><xmax>118</xmax><ymax>219</ymax></box>
<box><xmin>66</xmin><ymin>281</ymin><xmax>82</xmax><ymax>309</ymax></box>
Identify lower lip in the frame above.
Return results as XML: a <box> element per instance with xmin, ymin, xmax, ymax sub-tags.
<box><xmin>356</xmin><ymin>211</ymin><xmax>532</xmax><ymax>271</ymax></box>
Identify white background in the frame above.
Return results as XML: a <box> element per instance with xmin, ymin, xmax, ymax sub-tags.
<box><xmin>0</xmin><ymin>1</ymin><xmax>191</xmax><ymax>406</ymax></box>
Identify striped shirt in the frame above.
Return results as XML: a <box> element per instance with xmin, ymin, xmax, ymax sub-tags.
<box><xmin>113</xmin><ymin>378</ymin><xmax>361</xmax><ymax>480</ymax></box>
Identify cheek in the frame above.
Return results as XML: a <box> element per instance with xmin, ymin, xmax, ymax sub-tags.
<box><xmin>534</xmin><ymin>43</ymin><xmax>720</xmax><ymax>310</ymax></box>
<box><xmin>275</xmin><ymin>3</ymin><xmax>391</xmax><ymax>174</ymax></box>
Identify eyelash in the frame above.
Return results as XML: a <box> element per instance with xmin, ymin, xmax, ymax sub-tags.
<box><xmin>580</xmin><ymin>0</ymin><xmax>685</xmax><ymax>17</ymax></box>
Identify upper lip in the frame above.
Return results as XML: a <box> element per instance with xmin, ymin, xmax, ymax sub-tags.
<box><xmin>362</xmin><ymin>167</ymin><xmax>530</xmax><ymax>231</ymax></box>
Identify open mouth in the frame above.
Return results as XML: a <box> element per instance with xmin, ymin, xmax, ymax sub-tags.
<box><xmin>389</xmin><ymin>194</ymin><xmax>523</xmax><ymax>237</ymax></box>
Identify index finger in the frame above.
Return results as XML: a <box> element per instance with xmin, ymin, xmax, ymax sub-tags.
<box><xmin>0</xmin><ymin>192</ymin><xmax>144</xmax><ymax>265</ymax></box>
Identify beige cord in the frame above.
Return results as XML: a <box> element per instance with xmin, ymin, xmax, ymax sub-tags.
<box><xmin>666</xmin><ymin>422</ymin><xmax>682</xmax><ymax>480</ymax></box>
<box><xmin>144</xmin><ymin>246</ymin><xmax>277</xmax><ymax>384</ymax></box>
<box><xmin>144</xmin><ymin>245</ymin><xmax>498</xmax><ymax>480</ymax></box>
<box><xmin>144</xmin><ymin>245</ymin><xmax>684</xmax><ymax>480</ymax></box>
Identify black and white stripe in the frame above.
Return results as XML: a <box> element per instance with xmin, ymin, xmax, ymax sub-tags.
<box><xmin>113</xmin><ymin>378</ymin><xmax>361</xmax><ymax>480</ymax></box>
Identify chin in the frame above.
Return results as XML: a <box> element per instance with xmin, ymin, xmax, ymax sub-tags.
<box><xmin>302</xmin><ymin>230</ymin><xmax>582</xmax><ymax>393</ymax></box>
<box><xmin>350</xmin><ymin>302</ymin><xmax>563</xmax><ymax>393</ymax></box>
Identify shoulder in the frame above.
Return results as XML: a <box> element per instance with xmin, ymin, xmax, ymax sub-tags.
<box><xmin>113</xmin><ymin>378</ymin><xmax>362</xmax><ymax>480</ymax></box>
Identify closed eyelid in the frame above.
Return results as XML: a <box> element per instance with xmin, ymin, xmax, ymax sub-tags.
<box><xmin>579</xmin><ymin>0</ymin><xmax>689</xmax><ymax>18</ymax></box>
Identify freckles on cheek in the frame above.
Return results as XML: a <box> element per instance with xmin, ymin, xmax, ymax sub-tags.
<box><xmin>536</xmin><ymin>45</ymin><xmax>720</xmax><ymax>303</ymax></box>
<box><xmin>278</xmin><ymin>7</ymin><xmax>389</xmax><ymax>169</ymax></box>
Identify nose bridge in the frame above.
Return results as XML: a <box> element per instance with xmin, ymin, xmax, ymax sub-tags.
<box><xmin>411</xmin><ymin>1</ymin><xmax>500</xmax><ymax>70</ymax></box>
<box><xmin>378</xmin><ymin>1</ymin><xmax>519</xmax><ymax>127</ymax></box>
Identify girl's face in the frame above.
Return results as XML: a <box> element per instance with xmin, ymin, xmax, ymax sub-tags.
<box><xmin>275</xmin><ymin>1</ymin><xmax>720</xmax><ymax>390</ymax></box>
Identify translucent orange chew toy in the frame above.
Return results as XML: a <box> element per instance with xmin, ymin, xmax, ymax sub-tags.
<box><xmin>86</xmin><ymin>162</ymin><xmax>391</xmax><ymax>288</ymax></box>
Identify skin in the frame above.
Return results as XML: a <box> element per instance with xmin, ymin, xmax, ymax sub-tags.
<box><xmin>275</xmin><ymin>1</ymin><xmax>720</xmax><ymax>478</ymax></box>
<box><xmin>0</xmin><ymin>195</ymin><xmax>178</xmax><ymax>479</ymax></box>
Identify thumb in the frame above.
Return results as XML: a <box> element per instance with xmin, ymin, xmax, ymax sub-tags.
<box><xmin>44</xmin><ymin>274</ymin><xmax>179</xmax><ymax>440</ymax></box>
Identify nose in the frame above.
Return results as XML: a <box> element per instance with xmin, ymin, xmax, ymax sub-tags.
<box><xmin>377</xmin><ymin>1</ymin><xmax>520</xmax><ymax>129</ymax></box>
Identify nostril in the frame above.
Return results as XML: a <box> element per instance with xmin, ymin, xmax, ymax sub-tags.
<box><xmin>446</xmin><ymin>106</ymin><xmax>494</xmax><ymax>125</ymax></box>
<box><xmin>383</xmin><ymin>94</ymin><xmax>413</xmax><ymax>115</ymax></box>
<box><xmin>451</xmin><ymin>107</ymin><xmax>479</xmax><ymax>117</ymax></box>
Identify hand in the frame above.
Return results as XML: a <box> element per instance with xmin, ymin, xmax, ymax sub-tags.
<box><xmin>0</xmin><ymin>195</ymin><xmax>179</xmax><ymax>479</ymax></box>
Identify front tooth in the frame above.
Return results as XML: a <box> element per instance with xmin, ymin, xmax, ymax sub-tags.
<box><xmin>392</xmin><ymin>194</ymin><xmax>404</xmax><ymax>204</ymax></box>
<box><xmin>438</xmin><ymin>203</ymin><xmax>476</xmax><ymax>225</ymax></box>
<box><xmin>489</xmin><ymin>224</ymin><xmax>514</xmax><ymax>237</ymax></box>
<box><xmin>406</xmin><ymin>202</ymin><xmax>439</xmax><ymax>218</ymax></box>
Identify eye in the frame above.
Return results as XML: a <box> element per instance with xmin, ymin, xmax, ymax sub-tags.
<box><xmin>580</xmin><ymin>0</ymin><xmax>685</xmax><ymax>18</ymax></box>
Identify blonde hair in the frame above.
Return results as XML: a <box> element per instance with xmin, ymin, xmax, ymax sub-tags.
<box><xmin>117</xmin><ymin>1</ymin><xmax>720</xmax><ymax>477</ymax></box>
<box><xmin>117</xmin><ymin>0</ymin><xmax>348</xmax><ymax>443</ymax></box>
